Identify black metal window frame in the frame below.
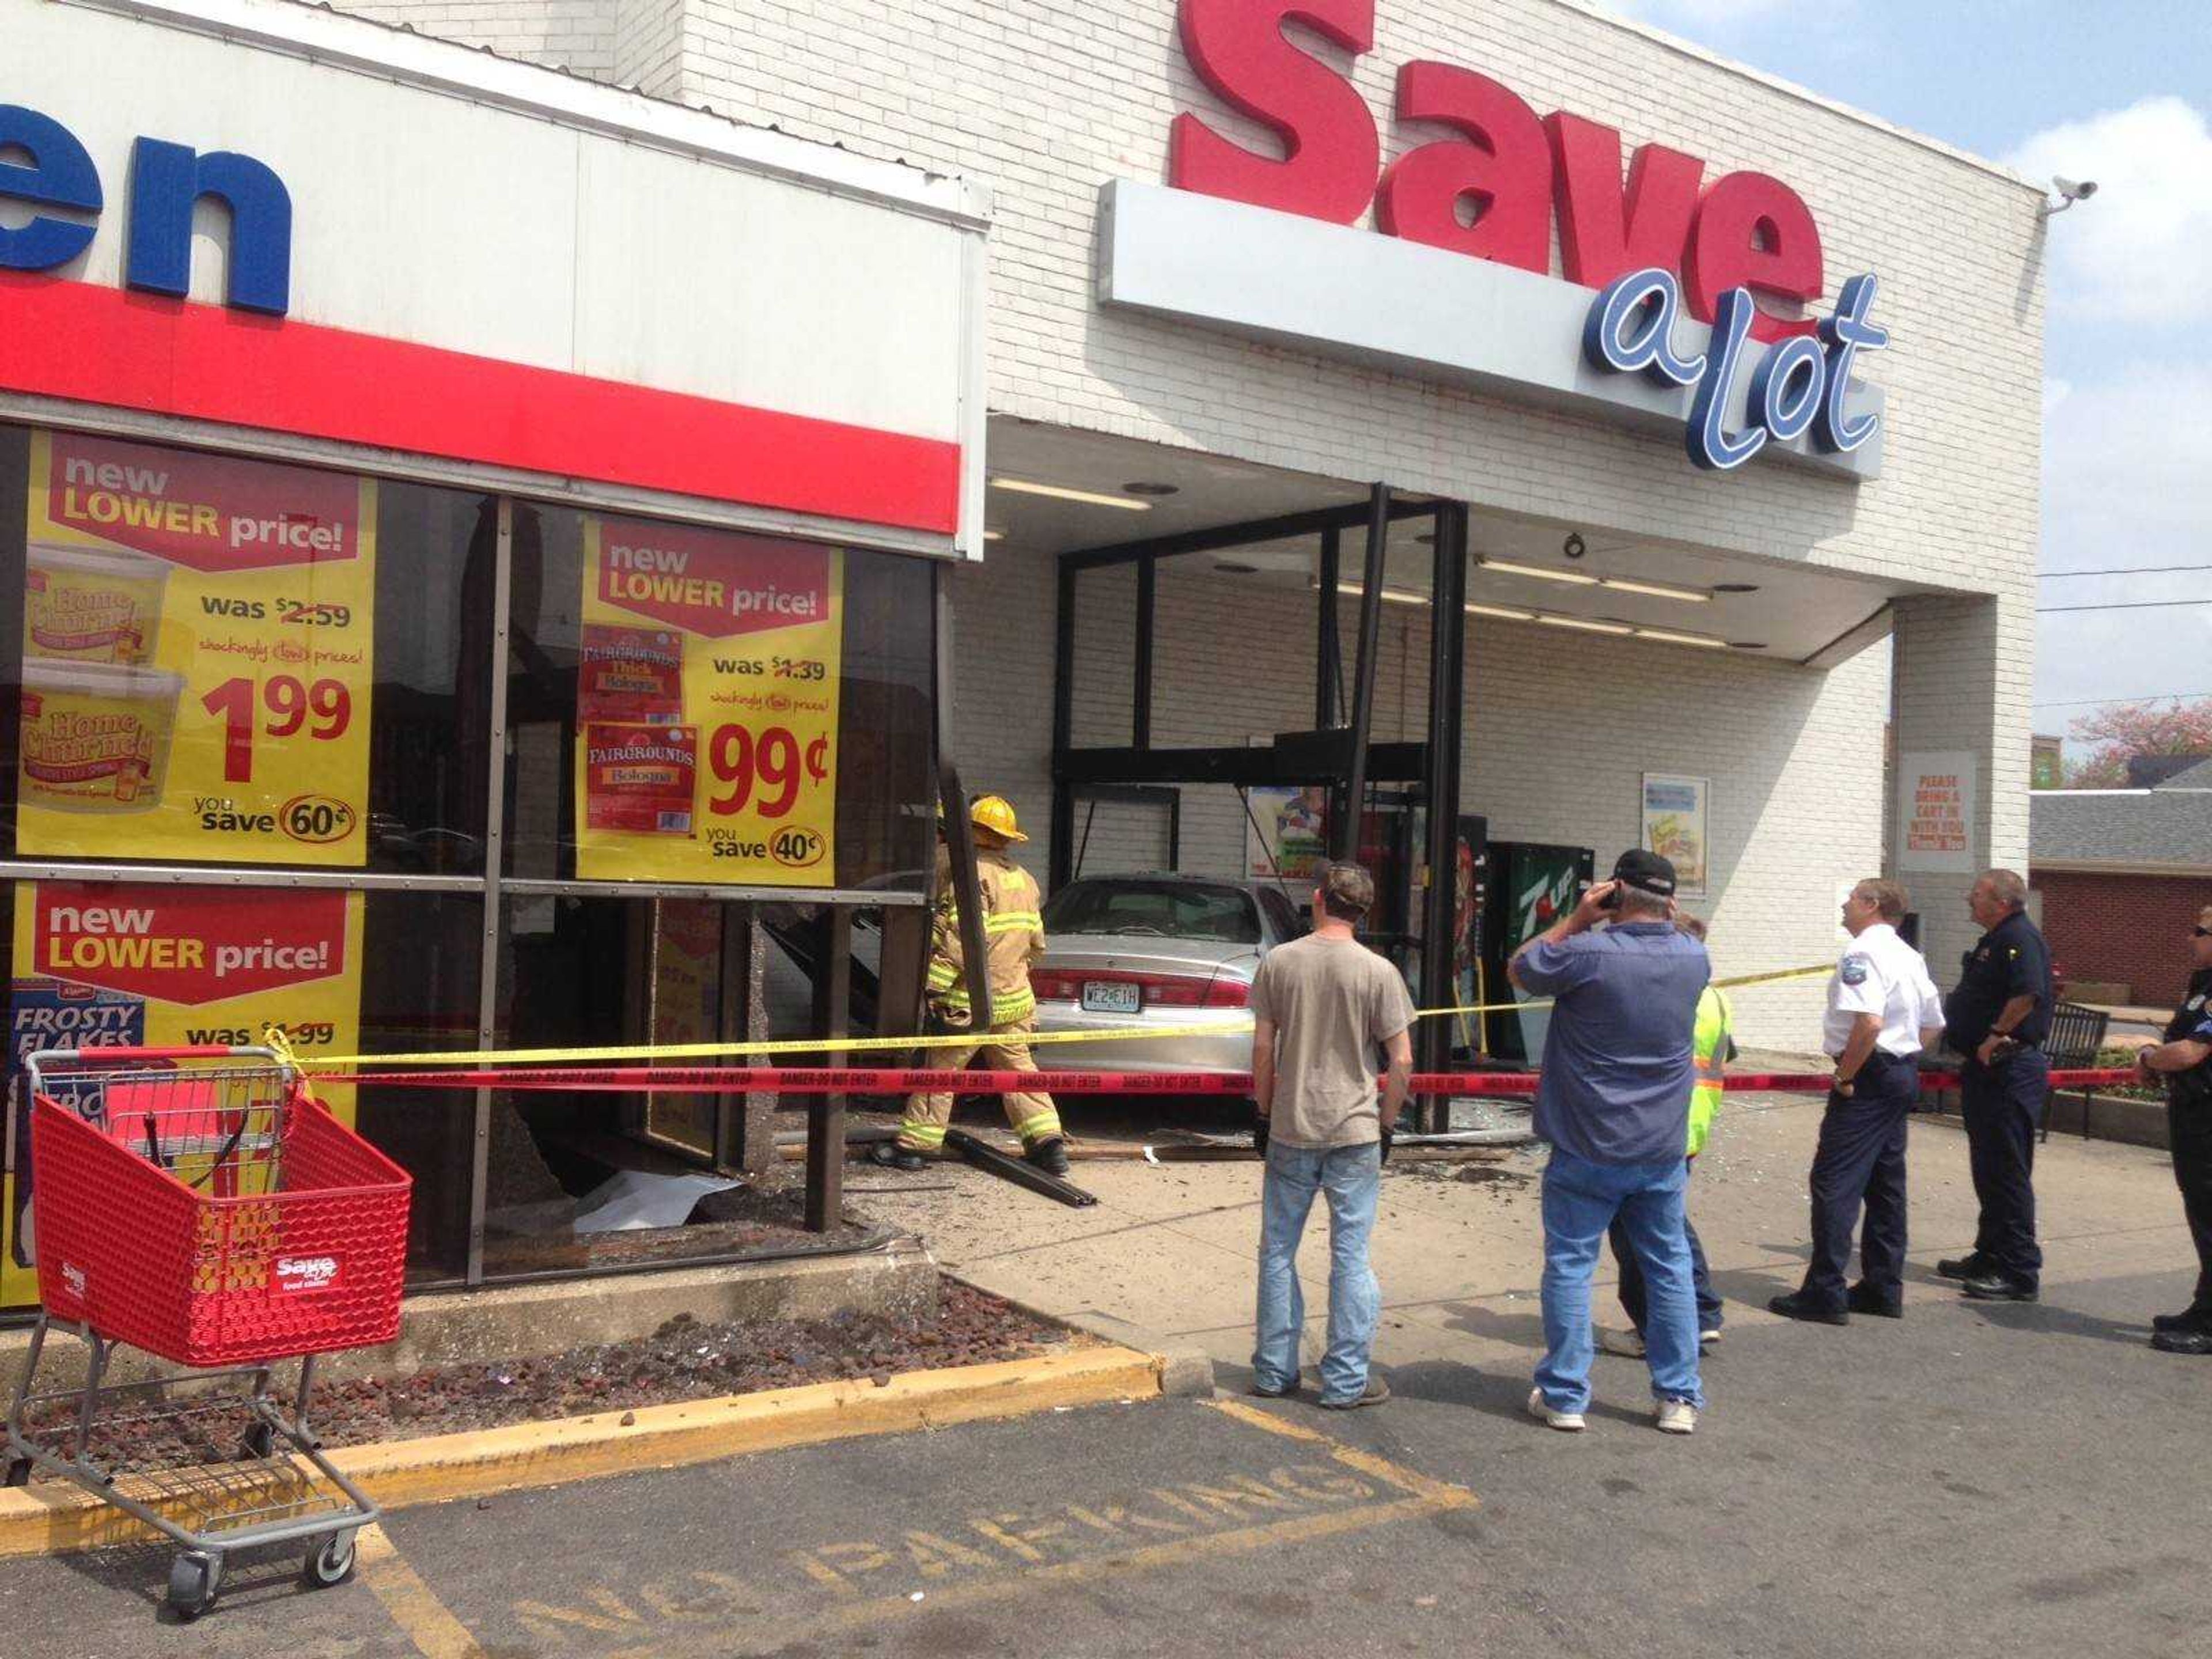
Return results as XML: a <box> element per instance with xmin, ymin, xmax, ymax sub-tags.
<box><xmin>1047</xmin><ymin>488</ymin><xmax>1472</xmax><ymax>1130</ymax></box>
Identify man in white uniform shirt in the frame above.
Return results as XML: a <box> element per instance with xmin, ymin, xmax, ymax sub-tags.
<box><xmin>1770</xmin><ymin>879</ymin><xmax>1945</xmax><ymax>1325</ymax></box>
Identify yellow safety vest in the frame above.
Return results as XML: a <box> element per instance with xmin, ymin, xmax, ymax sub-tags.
<box><xmin>1687</xmin><ymin>987</ymin><xmax>1730</xmax><ymax>1158</ymax></box>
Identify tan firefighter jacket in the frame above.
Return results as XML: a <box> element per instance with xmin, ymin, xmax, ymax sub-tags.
<box><xmin>925</xmin><ymin>848</ymin><xmax>1044</xmax><ymax>1027</ymax></box>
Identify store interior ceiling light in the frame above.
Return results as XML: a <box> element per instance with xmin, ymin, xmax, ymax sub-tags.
<box><xmin>1325</xmin><ymin>581</ymin><xmax>1539</xmax><ymax>624</ymax></box>
<box><xmin>982</xmin><ymin>529</ymin><xmax>1005</xmax><ymax>541</ymax></box>
<box><xmin>1328</xmin><ymin>579</ymin><xmax>1430</xmax><ymax>607</ymax></box>
<box><xmin>1535</xmin><ymin>613</ymin><xmax>1634</xmax><ymax>635</ymax></box>
<box><xmin>987</xmin><ymin>476</ymin><xmax>1152</xmax><ymax>510</ymax></box>
<box><xmin>1598</xmin><ymin>575</ymin><xmax>1711</xmax><ymax>604</ymax></box>
<box><xmin>1634</xmin><ymin>627</ymin><xmax>1729</xmax><ymax>649</ymax></box>
<box><xmin>1478</xmin><ymin>556</ymin><xmax>1600</xmax><ymax>587</ymax></box>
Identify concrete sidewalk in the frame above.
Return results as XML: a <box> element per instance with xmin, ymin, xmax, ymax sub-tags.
<box><xmin>853</xmin><ymin>1090</ymin><xmax>2200</xmax><ymax>1381</ymax></box>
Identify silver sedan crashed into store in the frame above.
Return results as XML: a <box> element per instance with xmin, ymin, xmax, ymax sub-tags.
<box><xmin>1029</xmin><ymin>874</ymin><xmax>1307</xmax><ymax>1082</ymax></box>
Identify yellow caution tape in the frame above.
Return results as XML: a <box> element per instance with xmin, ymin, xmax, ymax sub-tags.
<box><xmin>296</xmin><ymin>961</ymin><xmax>1835</xmax><ymax>1073</ymax></box>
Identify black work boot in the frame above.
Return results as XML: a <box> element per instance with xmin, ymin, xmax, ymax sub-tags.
<box><xmin>870</xmin><ymin>1141</ymin><xmax>926</xmax><ymax>1172</ymax></box>
<box><xmin>1767</xmin><ymin>1291</ymin><xmax>1849</xmax><ymax>1326</ymax></box>
<box><xmin>1960</xmin><ymin>1274</ymin><xmax>2039</xmax><ymax>1302</ymax></box>
<box><xmin>1024</xmin><ymin>1137</ymin><xmax>1071</xmax><ymax>1177</ymax></box>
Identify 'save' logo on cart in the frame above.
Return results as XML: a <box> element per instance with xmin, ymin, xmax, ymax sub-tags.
<box><xmin>275</xmin><ymin>1255</ymin><xmax>341</xmax><ymax>1295</ymax></box>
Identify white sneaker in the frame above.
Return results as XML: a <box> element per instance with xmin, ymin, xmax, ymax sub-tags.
<box><xmin>1526</xmin><ymin>1387</ymin><xmax>1586</xmax><ymax>1432</ymax></box>
<box><xmin>1597</xmin><ymin>1327</ymin><xmax>1647</xmax><ymax>1359</ymax></box>
<box><xmin>1655</xmin><ymin>1397</ymin><xmax>1698</xmax><ymax>1435</ymax></box>
<box><xmin>1700</xmin><ymin>1328</ymin><xmax>1722</xmax><ymax>1347</ymax></box>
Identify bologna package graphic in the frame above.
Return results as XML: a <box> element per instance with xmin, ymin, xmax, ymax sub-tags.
<box><xmin>2</xmin><ymin>882</ymin><xmax>365</xmax><ymax>1309</ymax></box>
<box><xmin>17</xmin><ymin>430</ymin><xmax>376</xmax><ymax>866</ymax></box>
<box><xmin>574</xmin><ymin>516</ymin><xmax>842</xmax><ymax>884</ymax></box>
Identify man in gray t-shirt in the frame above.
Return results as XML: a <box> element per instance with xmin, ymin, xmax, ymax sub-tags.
<box><xmin>1248</xmin><ymin>862</ymin><xmax>1414</xmax><ymax>1410</ymax></box>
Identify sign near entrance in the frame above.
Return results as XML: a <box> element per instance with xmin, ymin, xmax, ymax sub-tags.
<box><xmin>1101</xmin><ymin>0</ymin><xmax>1886</xmax><ymax>478</ymax></box>
<box><xmin>1171</xmin><ymin>0</ymin><xmax>1828</xmax><ymax>339</ymax></box>
<box><xmin>1584</xmin><ymin>270</ymin><xmax>1887</xmax><ymax>471</ymax></box>
<box><xmin>574</xmin><ymin>517</ymin><xmax>843</xmax><ymax>885</ymax></box>
<box><xmin>1897</xmin><ymin>751</ymin><xmax>1978</xmax><ymax>874</ymax></box>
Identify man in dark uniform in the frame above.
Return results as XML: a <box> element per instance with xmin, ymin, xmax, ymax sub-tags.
<box><xmin>1937</xmin><ymin>868</ymin><xmax>2054</xmax><ymax>1301</ymax></box>
<box><xmin>2135</xmin><ymin>903</ymin><xmax>2212</xmax><ymax>1354</ymax></box>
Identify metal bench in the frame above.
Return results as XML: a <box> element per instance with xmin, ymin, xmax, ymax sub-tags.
<box><xmin>2042</xmin><ymin>1001</ymin><xmax>2111</xmax><ymax>1142</ymax></box>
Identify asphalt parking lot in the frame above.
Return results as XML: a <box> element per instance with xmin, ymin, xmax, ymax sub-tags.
<box><xmin>2</xmin><ymin>1093</ymin><xmax>2206</xmax><ymax>1657</ymax></box>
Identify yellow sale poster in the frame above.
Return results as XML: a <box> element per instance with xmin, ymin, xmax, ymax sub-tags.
<box><xmin>1</xmin><ymin>881</ymin><xmax>365</xmax><ymax>1310</ymax></box>
<box><xmin>574</xmin><ymin>515</ymin><xmax>842</xmax><ymax>884</ymax></box>
<box><xmin>18</xmin><ymin>430</ymin><xmax>375</xmax><ymax>866</ymax></box>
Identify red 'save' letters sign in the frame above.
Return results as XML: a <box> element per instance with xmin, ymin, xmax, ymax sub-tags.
<box><xmin>1169</xmin><ymin>0</ymin><xmax>1823</xmax><ymax>341</ymax></box>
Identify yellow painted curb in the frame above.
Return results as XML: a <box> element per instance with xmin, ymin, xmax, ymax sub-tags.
<box><xmin>0</xmin><ymin>1343</ymin><xmax>1162</xmax><ymax>1560</ymax></box>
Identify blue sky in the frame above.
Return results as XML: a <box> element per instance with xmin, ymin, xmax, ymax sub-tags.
<box><xmin>1608</xmin><ymin>0</ymin><xmax>2212</xmax><ymax>745</ymax></box>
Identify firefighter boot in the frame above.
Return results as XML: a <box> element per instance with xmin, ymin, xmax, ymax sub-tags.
<box><xmin>1024</xmin><ymin>1137</ymin><xmax>1071</xmax><ymax>1177</ymax></box>
<box><xmin>870</xmin><ymin>1141</ymin><xmax>927</xmax><ymax>1172</ymax></box>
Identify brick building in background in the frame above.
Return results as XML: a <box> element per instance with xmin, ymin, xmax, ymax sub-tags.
<box><xmin>2032</xmin><ymin>758</ymin><xmax>2212</xmax><ymax>1008</ymax></box>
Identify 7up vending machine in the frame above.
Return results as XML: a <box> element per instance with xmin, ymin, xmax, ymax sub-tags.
<box><xmin>1480</xmin><ymin>843</ymin><xmax>1594</xmax><ymax>1065</ymax></box>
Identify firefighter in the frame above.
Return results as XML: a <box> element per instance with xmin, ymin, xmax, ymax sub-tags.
<box><xmin>874</xmin><ymin>796</ymin><xmax>1069</xmax><ymax>1175</ymax></box>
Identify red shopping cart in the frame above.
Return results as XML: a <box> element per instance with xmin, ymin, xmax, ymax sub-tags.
<box><xmin>3</xmin><ymin>1046</ymin><xmax>411</xmax><ymax>1620</ymax></box>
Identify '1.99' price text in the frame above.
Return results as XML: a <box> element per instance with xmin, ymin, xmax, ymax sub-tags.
<box><xmin>202</xmin><ymin>675</ymin><xmax>353</xmax><ymax>785</ymax></box>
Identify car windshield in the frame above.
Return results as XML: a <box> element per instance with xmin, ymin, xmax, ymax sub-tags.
<box><xmin>1043</xmin><ymin>880</ymin><xmax>1263</xmax><ymax>944</ymax></box>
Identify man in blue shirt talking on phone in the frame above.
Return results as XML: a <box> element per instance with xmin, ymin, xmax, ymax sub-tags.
<box><xmin>1509</xmin><ymin>849</ymin><xmax>1710</xmax><ymax>1437</ymax></box>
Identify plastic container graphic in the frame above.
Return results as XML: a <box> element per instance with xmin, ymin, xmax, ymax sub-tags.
<box><xmin>24</xmin><ymin>544</ymin><xmax>171</xmax><ymax>665</ymax></box>
<box><xmin>18</xmin><ymin>660</ymin><xmax>187</xmax><ymax>811</ymax></box>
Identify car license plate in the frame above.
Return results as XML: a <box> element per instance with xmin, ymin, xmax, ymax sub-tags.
<box><xmin>1081</xmin><ymin>980</ymin><xmax>1141</xmax><ymax>1015</ymax></box>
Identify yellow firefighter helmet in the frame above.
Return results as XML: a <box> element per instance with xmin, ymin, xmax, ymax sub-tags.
<box><xmin>969</xmin><ymin>794</ymin><xmax>1027</xmax><ymax>843</ymax></box>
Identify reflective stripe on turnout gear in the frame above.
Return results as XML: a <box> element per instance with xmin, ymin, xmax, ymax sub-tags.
<box><xmin>924</xmin><ymin>849</ymin><xmax>1047</xmax><ymax>1032</ymax></box>
<box><xmin>899</xmin><ymin>1017</ymin><xmax>1060</xmax><ymax>1149</ymax></box>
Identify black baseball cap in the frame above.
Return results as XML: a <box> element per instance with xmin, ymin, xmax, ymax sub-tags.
<box><xmin>1611</xmin><ymin>849</ymin><xmax>1677</xmax><ymax>898</ymax></box>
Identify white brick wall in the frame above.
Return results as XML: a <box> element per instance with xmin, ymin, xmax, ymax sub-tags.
<box><xmin>341</xmin><ymin>0</ymin><xmax>2044</xmax><ymax>1039</ymax></box>
<box><xmin>335</xmin><ymin>0</ymin><xmax>2044</xmax><ymax>592</ymax></box>
<box><xmin>342</xmin><ymin>0</ymin><xmax>623</xmax><ymax>78</ymax></box>
<box><xmin>1891</xmin><ymin>592</ymin><xmax>2034</xmax><ymax>981</ymax></box>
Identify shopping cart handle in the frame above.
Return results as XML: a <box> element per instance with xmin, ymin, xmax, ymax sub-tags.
<box><xmin>26</xmin><ymin>1044</ymin><xmax>274</xmax><ymax>1065</ymax></box>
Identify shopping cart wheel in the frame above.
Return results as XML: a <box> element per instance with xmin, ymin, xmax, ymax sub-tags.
<box><xmin>238</xmin><ymin>1421</ymin><xmax>275</xmax><ymax>1461</ymax></box>
<box><xmin>302</xmin><ymin>1528</ymin><xmax>358</xmax><ymax>1589</ymax></box>
<box><xmin>166</xmin><ymin>1551</ymin><xmax>221</xmax><ymax>1620</ymax></box>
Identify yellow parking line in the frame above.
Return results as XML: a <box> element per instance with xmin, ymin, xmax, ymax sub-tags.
<box><xmin>1207</xmin><ymin>1397</ymin><xmax>1478</xmax><ymax>1506</ymax></box>
<box><xmin>357</xmin><ymin>1524</ymin><xmax>486</xmax><ymax>1659</ymax></box>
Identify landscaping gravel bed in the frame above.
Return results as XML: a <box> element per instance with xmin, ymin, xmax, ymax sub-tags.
<box><xmin>16</xmin><ymin>1282</ymin><xmax>1070</xmax><ymax>1475</ymax></box>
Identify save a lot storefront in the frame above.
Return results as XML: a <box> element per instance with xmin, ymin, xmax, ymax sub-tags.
<box><xmin>488</xmin><ymin>0</ymin><xmax>2037</xmax><ymax>1067</ymax></box>
<box><xmin>0</xmin><ymin>0</ymin><xmax>988</xmax><ymax>1307</ymax></box>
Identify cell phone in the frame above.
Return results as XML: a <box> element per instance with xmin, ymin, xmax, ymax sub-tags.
<box><xmin>1598</xmin><ymin>882</ymin><xmax>1620</xmax><ymax>911</ymax></box>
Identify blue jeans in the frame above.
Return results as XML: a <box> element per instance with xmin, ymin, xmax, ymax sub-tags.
<box><xmin>1253</xmin><ymin>1140</ymin><xmax>1381</xmax><ymax>1404</ymax></box>
<box><xmin>1537</xmin><ymin>1147</ymin><xmax>1703</xmax><ymax>1412</ymax></box>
